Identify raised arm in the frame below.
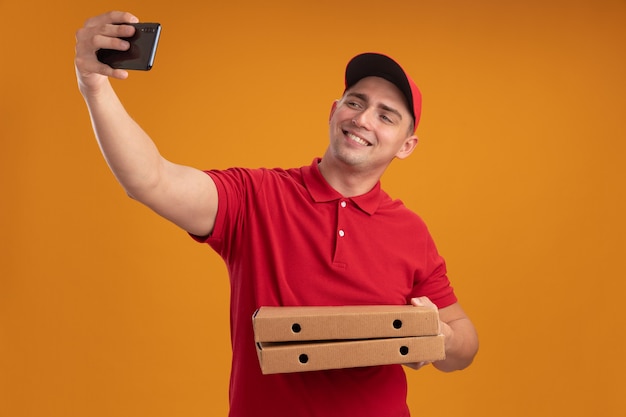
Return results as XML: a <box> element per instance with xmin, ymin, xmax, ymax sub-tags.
<box><xmin>75</xmin><ymin>11</ymin><xmax>217</xmax><ymax>237</ymax></box>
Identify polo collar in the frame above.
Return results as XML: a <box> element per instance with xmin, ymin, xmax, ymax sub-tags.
<box><xmin>302</xmin><ymin>158</ymin><xmax>382</xmax><ymax>215</ymax></box>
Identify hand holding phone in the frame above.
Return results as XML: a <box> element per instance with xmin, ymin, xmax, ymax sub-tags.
<box><xmin>97</xmin><ymin>23</ymin><xmax>161</xmax><ymax>71</ymax></box>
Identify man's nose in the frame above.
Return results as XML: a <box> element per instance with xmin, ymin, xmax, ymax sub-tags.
<box><xmin>352</xmin><ymin>108</ymin><xmax>374</xmax><ymax>130</ymax></box>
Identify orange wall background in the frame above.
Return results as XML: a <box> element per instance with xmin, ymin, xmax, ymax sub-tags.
<box><xmin>1</xmin><ymin>1</ymin><xmax>625</xmax><ymax>416</ymax></box>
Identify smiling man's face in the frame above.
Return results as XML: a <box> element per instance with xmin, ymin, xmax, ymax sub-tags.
<box><xmin>327</xmin><ymin>76</ymin><xmax>418</xmax><ymax>174</ymax></box>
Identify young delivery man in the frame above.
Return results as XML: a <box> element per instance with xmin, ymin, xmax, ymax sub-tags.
<box><xmin>75</xmin><ymin>11</ymin><xmax>478</xmax><ymax>417</ymax></box>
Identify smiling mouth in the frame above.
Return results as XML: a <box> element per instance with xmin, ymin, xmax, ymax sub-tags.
<box><xmin>345</xmin><ymin>131</ymin><xmax>372</xmax><ymax>146</ymax></box>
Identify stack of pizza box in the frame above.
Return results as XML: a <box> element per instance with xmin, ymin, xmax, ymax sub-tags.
<box><xmin>253</xmin><ymin>305</ymin><xmax>445</xmax><ymax>374</ymax></box>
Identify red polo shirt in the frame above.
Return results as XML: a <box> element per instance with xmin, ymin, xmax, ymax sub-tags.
<box><xmin>195</xmin><ymin>158</ymin><xmax>457</xmax><ymax>417</ymax></box>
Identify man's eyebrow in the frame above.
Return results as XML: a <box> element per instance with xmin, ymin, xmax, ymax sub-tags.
<box><xmin>380</xmin><ymin>103</ymin><xmax>403</xmax><ymax>121</ymax></box>
<box><xmin>346</xmin><ymin>92</ymin><xmax>368</xmax><ymax>101</ymax></box>
<box><xmin>345</xmin><ymin>92</ymin><xmax>403</xmax><ymax>120</ymax></box>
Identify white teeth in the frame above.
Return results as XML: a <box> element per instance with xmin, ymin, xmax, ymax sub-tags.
<box><xmin>347</xmin><ymin>132</ymin><xmax>369</xmax><ymax>146</ymax></box>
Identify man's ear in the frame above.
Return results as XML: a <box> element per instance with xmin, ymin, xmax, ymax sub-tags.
<box><xmin>395</xmin><ymin>135</ymin><xmax>419</xmax><ymax>160</ymax></box>
<box><xmin>329</xmin><ymin>100</ymin><xmax>339</xmax><ymax>122</ymax></box>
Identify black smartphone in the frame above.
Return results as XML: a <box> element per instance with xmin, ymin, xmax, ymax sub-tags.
<box><xmin>97</xmin><ymin>23</ymin><xmax>162</xmax><ymax>71</ymax></box>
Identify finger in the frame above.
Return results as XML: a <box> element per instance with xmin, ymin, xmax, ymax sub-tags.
<box><xmin>95</xmin><ymin>32</ymin><xmax>132</xmax><ymax>52</ymax></box>
<box><xmin>76</xmin><ymin>29</ymin><xmax>130</xmax><ymax>57</ymax></box>
<box><xmin>109</xmin><ymin>68</ymin><xmax>130</xmax><ymax>80</ymax></box>
<box><xmin>410</xmin><ymin>296</ymin><xmax>436</xmax><ymax>308</ymax></box>
<box><xmin>76</xmin><ymin>20</ymin><xmax>136</xmax><ymax>51</ymax></box>
<box><xmin>100</xmin><ymin>21</ymin><xmax>137</xmax><ymax>40</ymax></box>
<box><xmin>403</xmin><ymin>361</ymin><xmax>429</xmax><ymax>370</ymax></box>
<box><xmin>84</xmin><ymin>10</ymin><xmax>139</xmax><ymax>28</ymax></box>
<box><xmin>410</xmin><ymin>297</ymin><xmax>423</xmax><ymax>307</ymax></box>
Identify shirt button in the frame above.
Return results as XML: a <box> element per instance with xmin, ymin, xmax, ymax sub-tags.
<box><xmin>338</xmin><ymin>229</ymin><xmax>345</xmax><ymax>237</ymax></box>
<box><xmin>340</xmin><ymin>201</ymin><xmax>347</xmax><ymax>208</ymax></box>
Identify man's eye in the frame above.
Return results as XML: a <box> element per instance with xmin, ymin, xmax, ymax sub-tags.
<box><xmin>347</xmin><ymin>101</ymin><xmax>361</xmax><ymax>109</ymax></box>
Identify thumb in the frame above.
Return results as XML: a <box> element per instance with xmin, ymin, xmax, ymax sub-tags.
<box><xmin>410</xmin><ymin>296</ymin><xmax>436</xmax><ymax>309</ymax></box>
<box><xmin>411</xmin><ymin>297</ymin><xmax>424</xmax><ymax>307</ymax></box>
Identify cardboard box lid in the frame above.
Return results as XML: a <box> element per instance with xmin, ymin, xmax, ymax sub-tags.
<box><xmin>256</xmin><ymin>335</ymin><xmax>445</xmax><ymax>374</ymax></box>
<box><xmin>253</xmin><ymin>305</ymin><xmax>440</xmax><ymax>343</ymax></box>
